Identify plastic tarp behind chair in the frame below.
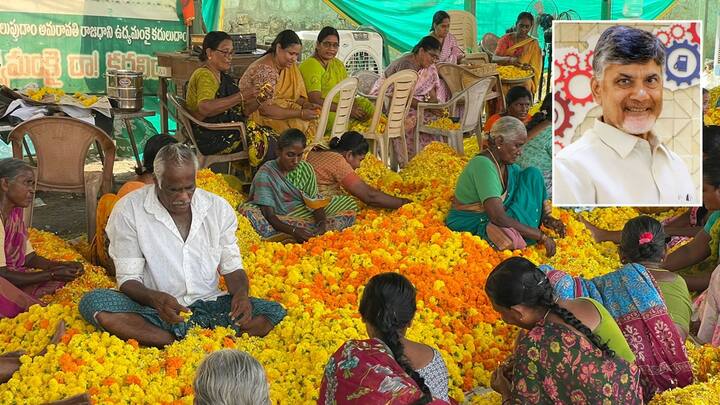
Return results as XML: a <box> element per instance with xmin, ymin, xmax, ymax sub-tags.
<box><xmin>8</xmin><ymin>116</ymin><xmax>116</xmax><ymax>241</ymax></box>
<box><xmin>319</xmin><ymin>0</ymin><xmax>675</xmax><ymax>53</ymax></box>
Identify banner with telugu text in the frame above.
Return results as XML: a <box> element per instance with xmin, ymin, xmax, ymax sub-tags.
<box><xmin>0</xmin><ymin>11</ymin><xmax>187</xmax><ymax>94</ymax></box>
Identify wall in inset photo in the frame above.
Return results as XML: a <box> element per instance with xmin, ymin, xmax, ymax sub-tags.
<box><xmin>552</xmin><ymin>20</ymin><xmax>702</xmax><ymax>207</ymax></box>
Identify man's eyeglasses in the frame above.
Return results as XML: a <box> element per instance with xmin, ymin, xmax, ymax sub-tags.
<box><xmin>321</xmin><ymin>41</ymin><xmax>340</xmax><ymax>49</ymax></box>
<box><xmin>214</xmin><ymin>49</ymin><xmax>234</xmax><ymax>58</ymax></box>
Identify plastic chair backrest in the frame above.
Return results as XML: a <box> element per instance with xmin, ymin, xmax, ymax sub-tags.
<box><xmin>314</xmin><ymin>77</ymin><xmax>358</xmax><ymax>143</ymax></box>
<box><xmin>8</xmin><ymin>116</ymin><xmax>115</xmax><ymax>193</ymax></box>
<box><xmin>167</xmin><ymin>93</ymin><xmax>201</xmax><ymax>150</ymax></box>
<box><xmin>437</xmin><ymin>63</ymin><xmax>484</xmax><ymax>95</ymax></box>
<box><xmin>460</xmin><ymin>77</ymin><xmax>494</xmax><ymax>131</ymax></box>
<box><xmin>481</xmin><ymin>32</ymin><xmax>500</xmax><ymax>56</ymax></box>
<box><xmin>352</xmin><ymin>70</ymin><xmax>381</xmax><ymax>96</ymax></box>
<box><xmin>447</xmin><ymin>10</ymin><xmax>479</xmax><ymax>53</ymax></box>
<box><xmin>367</xmin><ymin>69</ymin><xmax>418</xmax><ymax>165</ymax></box>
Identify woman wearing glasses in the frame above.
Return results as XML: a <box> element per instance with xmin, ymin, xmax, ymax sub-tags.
<box><xmin>370</xmin><ymin>36</ymin><xmax>448</xmax><ymax>166</ymax></box>
<box><xmin>185</xmin><ymin>31</ymin><xmax>275</xmax><ymax>159</ymax></box>
<box><xmin>299</xmin><ymin>26</ymin><xmax>375</xmax><ymax>139</ymax></box>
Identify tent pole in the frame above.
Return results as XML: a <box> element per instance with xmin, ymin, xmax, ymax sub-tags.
<box><xmin>464</xmin><ymin>0</ymin><xmax>475</xmax><ymax>16</ymax></box>
<box><xmin>601</xmin><ymin>0</ymin><xmax>612</xmax><ymax>20</ymax></box>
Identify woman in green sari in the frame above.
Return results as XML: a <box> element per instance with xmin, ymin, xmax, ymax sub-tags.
<box><xmin>298</xmin><ymin>26</ymin><xmax>374</xmax><ymax>138</ymax></box>
<box><xmin>445</xmin><ymin>116</ymin><xmax>564</xmax><ymax>256</ymax></box>
<box><xmin>239</xmin><ymin>129</ymin><xmax>357</xmax><ymax>242</ymax></box>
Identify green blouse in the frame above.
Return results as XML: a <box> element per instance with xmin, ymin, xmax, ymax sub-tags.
<box><xmin>580</xmin><ymin>297</ymin><xmax>636</xmax><ymax>364</ymax></box>
<box><xmin>453</xmin><ymin>155</ymin><xmax>505</xmax><ymax>204</ymax></box>
<box><xmin>185</xmin><ymin>67</ymin><xmax>219</xmax><ymax>113</ymax></box>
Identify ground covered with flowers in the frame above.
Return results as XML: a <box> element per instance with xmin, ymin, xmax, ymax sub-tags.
<box><xmin>0</xmin><ymin>144</ymin><xmax>719</xmax><ymax>404</ymax></box>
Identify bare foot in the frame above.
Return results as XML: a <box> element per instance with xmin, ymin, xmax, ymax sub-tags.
<box><xmin>36</xmin><ymin>320</ymin><xmax>66</xmax><ymax>357</ymax></box>
<box><xmin>240</xmin><ymin>316</ymin><xmax>274</xmax><ymax>337</ymax></box>
<box><xmin>43</xmin><ymin>393</ymin><xmax>92</xmax><ymax>405</ymax></box>
<box><xmin>576</xmin><ymin>214</ymin><xmax>620</xmax><ymax>243</ymax></box>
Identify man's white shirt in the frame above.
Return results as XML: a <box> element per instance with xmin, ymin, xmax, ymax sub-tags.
<box><xmin>107</xmin><ymin>185</ymin><xmax>243</xmax><ymax>306</ymax></box>
<box><xmin>554</xmin><ymin>119</ymin><xmax>697</xmax><ymax>206</ymax></box>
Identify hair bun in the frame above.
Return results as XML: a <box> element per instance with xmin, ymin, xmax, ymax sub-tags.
<box><xmin>328</xmin><ymin>137</ymin><xmax>340</xmax><ymax>148</ymax></box>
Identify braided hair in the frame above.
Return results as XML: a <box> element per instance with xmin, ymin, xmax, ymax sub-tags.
<box><xmin>619</xmin><ymin>216</ymin><xmax>666</xmax><ymax>263</ymax></box>
<box><xmin>359</xmin><ymin>273</ymin><xmax>433</xmax><ymax>404</ymax></box>
<box><xmin>486</xmin><ymin>257</ymin><xmax>616</xmax><ymax>357</ymax></box>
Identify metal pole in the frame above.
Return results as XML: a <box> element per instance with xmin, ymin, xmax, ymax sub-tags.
<box><xmin>601</xmin><ymin>0</ymin><xmax>612</xmax><ymax>20</ymax></box>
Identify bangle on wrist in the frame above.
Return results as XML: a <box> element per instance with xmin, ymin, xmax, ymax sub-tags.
<box><xmin>49</xmin><ymin>271</ymin><xmax>55</xmax><ymax>281</ymax></box>
<box><xmin>539</xmin><ymin>233</ymin><xmax>547</xmax><ymax>243</ymax></box>
<box><xmin>290</xmin><ymin>227</ymin><xmax>296</xmax><ymax>235</ymax></box>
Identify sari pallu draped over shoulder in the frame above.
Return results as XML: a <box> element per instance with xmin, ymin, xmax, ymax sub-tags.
<box><xmin>541</xmin><ymin>263</ymin><xmax>694</xmax><ymax>399</ymax></box>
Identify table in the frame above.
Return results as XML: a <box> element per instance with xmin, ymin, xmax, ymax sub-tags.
<box><xmin>111</xmin><ymin>109</ymin><xmax>155</xmax><ymax>172</ymax></box>
<box><xmin>155</xmin><ymin>52</ymin><xmax>262</xmax><ymax>134</ymax></box>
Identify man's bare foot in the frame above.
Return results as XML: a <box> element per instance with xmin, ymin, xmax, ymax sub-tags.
<box><xmin>44</xmin><ymin>392</ymin><xmax>91</xmax><ymax>405</ymax></box>
<box><xmin>576</xmin><ymin>214</ymin><xmax>622</xmax><ymax>243</ymax></box>
<box><xmin>239</xmin><ymin>316</ymin><xmax>274</xmax><ymax>337</ymax></box>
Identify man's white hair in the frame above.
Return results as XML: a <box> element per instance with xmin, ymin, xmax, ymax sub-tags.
<box><xmin>153</xmin><ymin>144</ymin><xmax>198</xmax><ymax>188</ymax></box>
<box><xmin>488</xmin><ymin>116</ymin><xmax>527</xmax><ymax>145</ymax></box>
<box><xmin>193</xmin><ymin>350</ymin><xmax>270</xmax><ymax>405</ymax></box>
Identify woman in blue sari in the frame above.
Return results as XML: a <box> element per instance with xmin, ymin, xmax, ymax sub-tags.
<box><xmin>445</xmin><ymin>116</ymin><xmax>564</xmax><ymax>256</ymax></box>
<box><xmin>542</xmin><ymin>262</ymin><xmax>694</xmax><ymax>399</ymax></box>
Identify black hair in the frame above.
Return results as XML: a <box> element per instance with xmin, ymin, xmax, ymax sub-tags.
<box><xmin>705</xmin><ymin>154</ymin><xmax>720</xmax><ymax>188</ymax></box>
<box><xmin>704</xmin><ymin>126</ymin><xmax>720</xmax><ymax>156</ymax></box>
<box><xmin>359</xmin><ymin>273</ymin><xmax>433</xmax><ymax>404</ymax></box>
<box><xmin>411</xmin><ymin>36</ymin><xmax>441</xmax><ymax>55</ymax></box>
<box><xmin>277</xmin><ymin>128</ymin><xmax>307</xmax><ymax>150</ymax></box>
<box><xmin>592</xmin><ymin>26</ymin><xmax>665</xmax><ymax>78</ymax></box>
<box><xmin>139</xmin><ymin>134</ymin><xmax>178</xmax><ymax>175</ymax></box>
<box><xmin>265</xmin><ymin>29</ymin><xmax>301</xmax><ymax>55</ymax></box>
<box><xmin>507</xmin><ymin>12</ymin><xmax>534</xmax><ymax>33</ymax></box>
<box><xmin>506</xmin><ymin>85</ymin><xmax>532</xmax><ymax>106</ymax></box>
<box><xmin>486</xmin><ymin>257</ymin><xmax>615</xmax><ymax>357</ymax></box>
<box><xmin>703</xmin><ymin>87</ymin><xmax>709</xmax><ymax>95</ymax></box>
<box><xmin>525</xmin><ymin>93</ymin><xmax>551</xmax><ymax>130</ymax></box>
<box><xmin>329</xmin><ymin>131</ymin><xmax>369</xmax><ymax>156</ymax></box>
<box><xmin>317</xmin><ymin>26</ymin><xmax>339</xmax><ymax>44</ymax></box>
<box><xmin>431</xmin><ymin>10</ymin><xmax>450</xmax><ymax>31</ymax></box>
<box><xmin>620</xmin><ymin>216</ymin><xmax>666</xmax><ymax>263</ymax></box>
<box><xmin>200</xmin><ymin>31</ymin><xmax>232</xmax><ymax>62</ymax></box>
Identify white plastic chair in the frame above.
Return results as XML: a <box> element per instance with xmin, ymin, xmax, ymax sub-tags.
<box><xmin>364</xmin><ymin>69</ymin><xmax>418</xmax><ymax>168</ymax></box>
<box><xmin>415</xmin><ymin>76</ymin><xmax>495</xmax><ymax>155</ymax></box>
<box><xmin>314</xmin><ymin>77</ymin><xmax>358</xmax><ymax>143</ymax></box>
<box><xmin>352</xmin><ymin>70</ymin><xmax>381</xmax><ymax>99</ymax></box>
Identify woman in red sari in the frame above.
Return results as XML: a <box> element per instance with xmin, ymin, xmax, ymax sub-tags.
<box><xmin>493</xmin><ymin>12</ymin><xmax>542</xmax><ymax>93</ymax></box>
<box><xmin>0</xmin><ymin>158</ymin><xmax>83</xmax><ymax>315</ymax></box>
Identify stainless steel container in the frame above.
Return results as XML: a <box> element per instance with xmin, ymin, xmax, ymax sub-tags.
<box><xmin>106</xmin><ymin>69</ymin><xmax>143</xmax><ymax>111</ymax></box>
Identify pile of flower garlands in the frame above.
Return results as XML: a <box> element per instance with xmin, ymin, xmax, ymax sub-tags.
<box><xmin>1</xmin><ymin>144</ymin><xmax>719</xmax><ymax>404</ymax></box>
<box><xmin>705</xmin><ymin>85</ymin><xmax>720</xmax><ymax>126</ymax></box>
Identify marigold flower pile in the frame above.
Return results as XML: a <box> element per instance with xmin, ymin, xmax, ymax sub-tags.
<box><xmin>705</xmin><ymin>85</ymin><xmax>720</xmax><ymax>125</ymax></box>
<box><xmin>0</xmin><ymin>143</ymin><xmax>718</xmax><ymax>403</ymax></box>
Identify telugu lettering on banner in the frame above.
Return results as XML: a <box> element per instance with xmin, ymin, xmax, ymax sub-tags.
<box><xmin>0</xmin><ymin>13</ymin><xmax>186</xmax><ymax>93</ymax></box>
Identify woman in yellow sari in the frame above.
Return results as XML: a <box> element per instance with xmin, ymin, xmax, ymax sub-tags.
<box><xmin>493</xmin><ymin>12</ymin><xmax>542</xmax><ymax>93</ymax></box>
<box><xmin>299</xmin><ymin>26</ymin><xmax>374</xmax><ymax>139</ymax></box>
<box><xmin>90</xmin><ymin>134</ymin><xmax>178</xmax><ymax>275</ymax></box>
<box><xmin>239</xmin><ymin>30</ymin><xmax>320</xmax><ymax>138</ymax></box>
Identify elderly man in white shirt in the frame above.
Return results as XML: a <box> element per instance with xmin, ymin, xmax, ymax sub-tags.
<box><xmin>79</xmin><ymin>144</ymin><xmax>286</xmax><ymax>347</ymax></box>
<box><xmin>554</xmin><ymin>25</ymin><xmax>697</xmax><ymax>206</ymax></box>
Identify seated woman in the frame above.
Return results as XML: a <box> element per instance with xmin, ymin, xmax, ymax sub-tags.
<box><xmin>90</xmin><ymin>134</ymin><xmax>178</xmax><ymax>275</ymax></box>
<box><xmin>370</xmin><ymin>36</ymin><xmax>448</xmax><ymax>165</ymax></box>
<box><xmin>483</xmin><ymin>86</ymin><xmax>533</xmax><ymax>133</ymax></box>
<box><xmin>298</xmin><ymin>27</ymin><xmax>374</xmax><ymax>138</ymax></box>
<box><xmin>542</xmin><ymin>260</ymin><xmax>693</xmax><ymax>398</ymax></box>
<box><xmin>0</xmin><ymin>159</ymin><xmax>84</xmax><ymax>302</ymax></box>
<box><xmin>240</xmin><ymin>129</ymin><xmax>357</xmax><ymax>243</ymax></box>
<box><xmin>492</xmin><ymin>12</ymin><xmax>542</xmax><ymax>93</ymax></box>
<box><xmin>430</xmin><ymin>11</ymin><xmax>465</xmax><ymax>64</ymax></box>
<box><xmin>194</xmin><ymin>349</ymin><xmax>270</xmax><ymax>405</ymax></box>
<box><xmin>514</xmin><ymin>94</ymin><xmax>552</xmax><ymax>196</ymax></box>
<box><xmin>445</xmin><ymin>116</ymin><xmax>564</xmax><ymax>256</ymax></box>
<box><xmin>306</xmin><ymin>131</ymin><xmax>410</xmax><ymax>209</ymax></box>
<box><xmin>239</xmin><ymin>30</ymin><xmax>320</xmax><ymax>138</ymax></box>
<box><xmin>486</xmin><ymin>257</ymin><xmax>643</xmax><ymax>404</ymax></box>
<box><xmin>185</xmin><ymin>31</ymin><xmax>275</xmax><ymax>162</ymax></box>
<box><xmin>319</xmin><ymin>273</ymin><xmax>451</xmax><ymax>403</ymax></box>
<box><xmin>618</xmin><ymin>216</ymin><xmax>692</xmax><ymax>339</ymax></box>
<box><xmin>663</xmin><ymin>154</ymin><xmax>720</xmax><ymax>292</ymax></box>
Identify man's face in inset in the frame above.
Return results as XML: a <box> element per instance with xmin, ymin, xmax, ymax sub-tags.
<box><xmin>591</xmin><ymin>60</ymin><xmax>663</xmax><ymax>137</ymax></box>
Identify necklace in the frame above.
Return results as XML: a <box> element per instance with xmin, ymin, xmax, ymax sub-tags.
<box><xmin>487</xmin><ymin>149</ymin><xmax>506</xmax><ymax>189</ymax></box>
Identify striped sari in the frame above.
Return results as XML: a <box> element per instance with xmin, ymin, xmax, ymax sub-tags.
<box><xmin>240</xmin><ymin>160</ymin><xmax>357</xmax><ymax>238</ymax></box>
